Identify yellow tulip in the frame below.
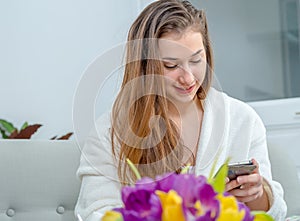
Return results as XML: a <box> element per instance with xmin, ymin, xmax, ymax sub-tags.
<box><xmin>194</xmin><ymin>200</ymin><xmax>204</xmax><ymax>217</ymax></box>
<box><xmin>156</xmin><ymin>190</ymin><xmax>185</xmax><ymax>221</ymax></box>
<box><xmin>216</xmin><ymin>194</ymin><xmax>245</xmax><ymax>221</ymax></box>
<box><xmin>102</xmin><ymin>211</ymin><xmax>123</xmax><ymax>221</ymax></box>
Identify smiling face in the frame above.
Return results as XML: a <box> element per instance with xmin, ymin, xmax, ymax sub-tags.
<box><xmin>159</xmin><ymin>30</ymin><xmax>207</xmax><ymax>106</ymax></box>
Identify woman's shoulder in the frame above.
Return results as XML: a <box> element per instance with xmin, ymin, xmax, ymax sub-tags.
<box><xmin>77</xmin><ymin>111</ymin><xmax>117</xmax><ymax>179</ymax></box>
<box><xmin>88</xmin><ymin>112</ymin><xmax>112</xmax><ymax>139</ymax></box>
<box><xmin>206</xmin><ymin>88</ymin><xmax>266</xmax><ymax>141</ymax></box>
<box><xmin>207</xmin><ymin>88</ymin><xmax>261</xmax><ymax>121</ymax></box>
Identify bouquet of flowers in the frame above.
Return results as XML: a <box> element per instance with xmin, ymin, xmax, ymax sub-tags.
<box><xmin>102</xmin><ymin>160</ymin><xmax>273</xmax><ymax>221</ymax></box>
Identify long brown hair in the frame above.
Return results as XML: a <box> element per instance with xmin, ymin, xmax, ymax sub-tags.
<box><xmin>111</xmin><ymin>0</ymin><xmax>214</xmax><ymax>185</ymax></box>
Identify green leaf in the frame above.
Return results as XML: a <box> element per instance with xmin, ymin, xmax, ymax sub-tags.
<box><xmin>208</xmin><ymin>156</ymin><xmax>219</xmax><ymax>181</ymax></box>
<box><xmin>208</xmin><ymin>158</ymin><xmax>230</xmax><ymax>194</ymax></box>
<box><xmin>0</xmin><ymin>128</ymin><xmax>8</xmax><ymax>139</ymax></box>
<box><xmin>208</xmin><ymin>151</ymin><xmax>229</xmax><ymax>181</ymax></box>
<box><xmin>180</xmin><ymin>164</ymin><xmax>191</xmax><ymax>174</ymax></box>
<box><xmin>252</xmin><ymin>211</ymin><xmax>274</xmax><ymax>221</ymax></box>
<box><xmin>0</xmin><ymin>119</ymin><xmax>16</xmax><ymax>133</ymax></box>
<box><xmin>21</xmin><ymin>122</ymin><xmax>28</xmax><ymax>130</ymax></box>
<box><xmin>126</xmin><ymin>158</ymin><xmax>141</xmax><ymax>180</ymax></box>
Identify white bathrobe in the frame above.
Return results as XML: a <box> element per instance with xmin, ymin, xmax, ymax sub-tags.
<box><xmin>75</xmin><ymin>88</ymin><xmax>287</xmax><ymax>221</ymax></box>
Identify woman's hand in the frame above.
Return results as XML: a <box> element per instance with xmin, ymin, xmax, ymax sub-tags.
<box><xmin>225</xmin><ymin>159</ymin><xmax>270</xmax><ymax>211</ymax></box>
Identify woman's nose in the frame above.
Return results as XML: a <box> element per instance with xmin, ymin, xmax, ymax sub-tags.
<box><xmin>178</xmin><ymin>64</ymin><xmax>194</xmax><ymax>85</ymax></box>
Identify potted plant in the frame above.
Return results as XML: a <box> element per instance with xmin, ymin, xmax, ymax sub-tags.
<box><xmin>0</xmin><ymin>119</ymin><xmax>73</xmax><ymax>140</ymax></box>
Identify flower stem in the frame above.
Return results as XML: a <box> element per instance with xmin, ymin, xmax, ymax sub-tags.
<box><xmin>180</xmin><ymin>164</ymin><xmax>191</xmax><ymax>174</ymax></box>
<box><xmin>126</xmin><ymin>158</ymin><xmax>141</xmax><ymax>180</ymax></box>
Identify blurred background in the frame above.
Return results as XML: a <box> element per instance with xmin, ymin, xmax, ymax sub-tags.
<box><xmin>0</xmin><ymin>0</ymin><xmax>299</xmax><ymax>138</ymax></box>
<box><xmin>193</xmin><ymin>0</ymin><xmax>300</xmax><ymax>101</ymax></box>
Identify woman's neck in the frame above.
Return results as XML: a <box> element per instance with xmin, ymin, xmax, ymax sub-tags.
<box><xmin>168</xmin><ymin>97</ymin><xmax>204</xmax><ymax>167</ymax></box>
<box><xmin>168</xmin><ymin>97</ymin><xmax>203</xmax><ymax>120</ymax></box>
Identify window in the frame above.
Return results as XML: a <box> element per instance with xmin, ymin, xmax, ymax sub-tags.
<box><xmin>192</xmin><ymin>0</ymin><xmax>300</xmax><ymax>102</ymax></box>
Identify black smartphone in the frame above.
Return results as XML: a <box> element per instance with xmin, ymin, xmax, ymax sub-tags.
<box><xmin>227</xmin><ymin>160</ymin><xmax>256</xmax><ymax>180</ymax></box>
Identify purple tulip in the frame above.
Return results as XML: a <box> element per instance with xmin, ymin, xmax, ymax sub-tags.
<box><xmin>238</xmin><ymin>203</ymin><xmax>254</xmax><ymax>221</ymax></box>
<box><xmin>156</xmin><ymin>173</ymin><xmax>220</xmax><ymax>220</ymax></box>
<box><xmin>171</xmin><ymin>174</ymin><xmax>199</xmax><ymax>205</ymax></box>
<box><xmin>122</xmin><ymin>177</ymin><xmax>157</xmax><ymax>202</ymax></box>
<box><xmin>115</xmin><ymin>193</ymin><xmax>162</xmax><ymax>221</ymax></box>
<box><xmin>102</xmin><ymin>164</ymin><xmax>273</xmax><ymax>221</ymax></box>
<box><xmin>195</xmin><ymin>212</ymin><xmax>218</xmax><ymax>221</ymax></box>
<box><xmin>119</xmin><ymin>177</ymin><xmax>162</xmax><ymax>221</ymax></box>
<box><xmin>117</xmin><ymin>173</ymin><xmax>222</xmax><ymax>221</ymax></box>
<box><xmin>155</xmin><ymin>172</ymin><xmax>177</xmax><ymax>193</ymax></box>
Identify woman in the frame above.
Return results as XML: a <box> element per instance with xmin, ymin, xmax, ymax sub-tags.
<box><xmin>75</xmin><ymin>0</ymin><xmax>287</xmax><ymax>220</ymax></box>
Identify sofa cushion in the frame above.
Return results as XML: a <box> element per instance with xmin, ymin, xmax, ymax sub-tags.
<box><xmin>0</xmin><ymin>140</ymin><xmax>81</xmax><ymax>221</ymax></box>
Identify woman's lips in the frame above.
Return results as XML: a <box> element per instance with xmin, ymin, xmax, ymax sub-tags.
<box><xmin>174</xmin><ymin>84</ymin><xmax>195</xmax><ymax>94</ymax></box>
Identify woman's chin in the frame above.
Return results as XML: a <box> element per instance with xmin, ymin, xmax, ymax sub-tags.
<box><xmin>167</xmin><ymin>94</ymin><xmax>197</xmax><ymax>106</ymax></box>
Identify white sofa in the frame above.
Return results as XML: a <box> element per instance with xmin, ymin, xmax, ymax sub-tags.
<box><xmin>0</xmin><ymin>139</ymin><xmax>299</xmax><ymax>220</ymax></box>
<box><xmin>0</xmin><ymin>140</ymin><xmax>81</xmax><ymax>221</ymax></box>
<box><xmin>268</xmin><ymin>142</ymin><xmax>300</xmax><ymax>216</ymax></box>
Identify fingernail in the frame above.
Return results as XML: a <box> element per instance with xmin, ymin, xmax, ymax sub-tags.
<box><xmin>237</xmin><ymin>177</ymin><xmax>242</xmax><ymax>183</ymax></box>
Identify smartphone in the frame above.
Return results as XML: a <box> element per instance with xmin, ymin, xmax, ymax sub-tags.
<box><xmin>227</xmin><ymin>160</ymin><xmax>256</xmax><ymax>180</ymax></box>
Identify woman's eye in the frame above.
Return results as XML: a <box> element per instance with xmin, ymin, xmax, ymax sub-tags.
<box><xmin>190</xmin><ymin>59</ymin><xmax>201</xmax><ymax>64</ymax></box>
<box><xmin>164</xmin><ymin>63</ymin><xmax>178</xmax><ymax>69</ymax></box>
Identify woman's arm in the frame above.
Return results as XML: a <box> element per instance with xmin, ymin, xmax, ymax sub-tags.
<box><xmin>75</xmin><ymin>115</ymin><xmax>122</xmax><ymax>221</ymax></box>
<box><xmin>226</xmin><ymin>115</ymin><xmax>287</xmax><ymax>220</ymax></box>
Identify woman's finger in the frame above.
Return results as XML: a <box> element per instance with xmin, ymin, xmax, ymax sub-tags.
<box><xmin>251</xmin><ymin>158</ymin><xmax>260</xmax><ymax>174</ymax></box>
<box><xmin>225</xmin><ymin>177</ymin><xmax>230</xmax><ymax>183</ymax></box>
<box><xmin>234</xmin><ymin>191</ymin><xmax>261</xmax><ymax>203</ymax></box>
<box><xmin>230</xmin><ymin>183</ymin><xmax>262</xmax><ymax>197</ymax></box>
<box><xmin>225</xmin><ymin>179</ymin><xmax>240</xmax><ymax>191</ymax></box>
<box><xmin>236</xmin><ymin>173</ymin><xmax>262</xmax><ymax>186</ymax></box>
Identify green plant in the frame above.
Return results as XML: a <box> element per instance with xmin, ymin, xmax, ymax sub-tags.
<box><xmin>50</xmin><ymin>132</ymin><xmax>73</xmax><ymax>140</ymax></box>
<box><xmin>0</xmin><ymin>119</ymin><xmax>41</xmax><ymax>139</ymax></box>
<box><xmin>0</xmin><ymin>119</ymin><xmax>73</xmax><ymax>140</ymax></box>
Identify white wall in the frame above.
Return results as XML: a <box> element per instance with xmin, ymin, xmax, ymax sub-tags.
<box><xmin>0</xmin><ymin>0</ymin><xmax>291</xmax><ymax>140</ymax></box>
<box><xmin>0</xmin><ymin>0</ymin><xmax>142</xmax><ymax>139</ymax></box>
<box><xmin>192</xmin><ymin>0</ymin><xmax>284</xmax><ymax>101</ymax></box>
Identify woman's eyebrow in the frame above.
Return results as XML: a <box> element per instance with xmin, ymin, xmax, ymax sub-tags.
<box><xmin>162</xmin><ymin>57</ymin><xmax>178</xmax><ymax>61</ymax></box>
<box><xmin>162</xmin><ymin>49</ymin><xmax>204</xmax><ymax>61</ymax></box>
<box><xmin>189</xmin><ymin>49</ymin><xmax>204</xmax><ymax>57</ymax></box>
